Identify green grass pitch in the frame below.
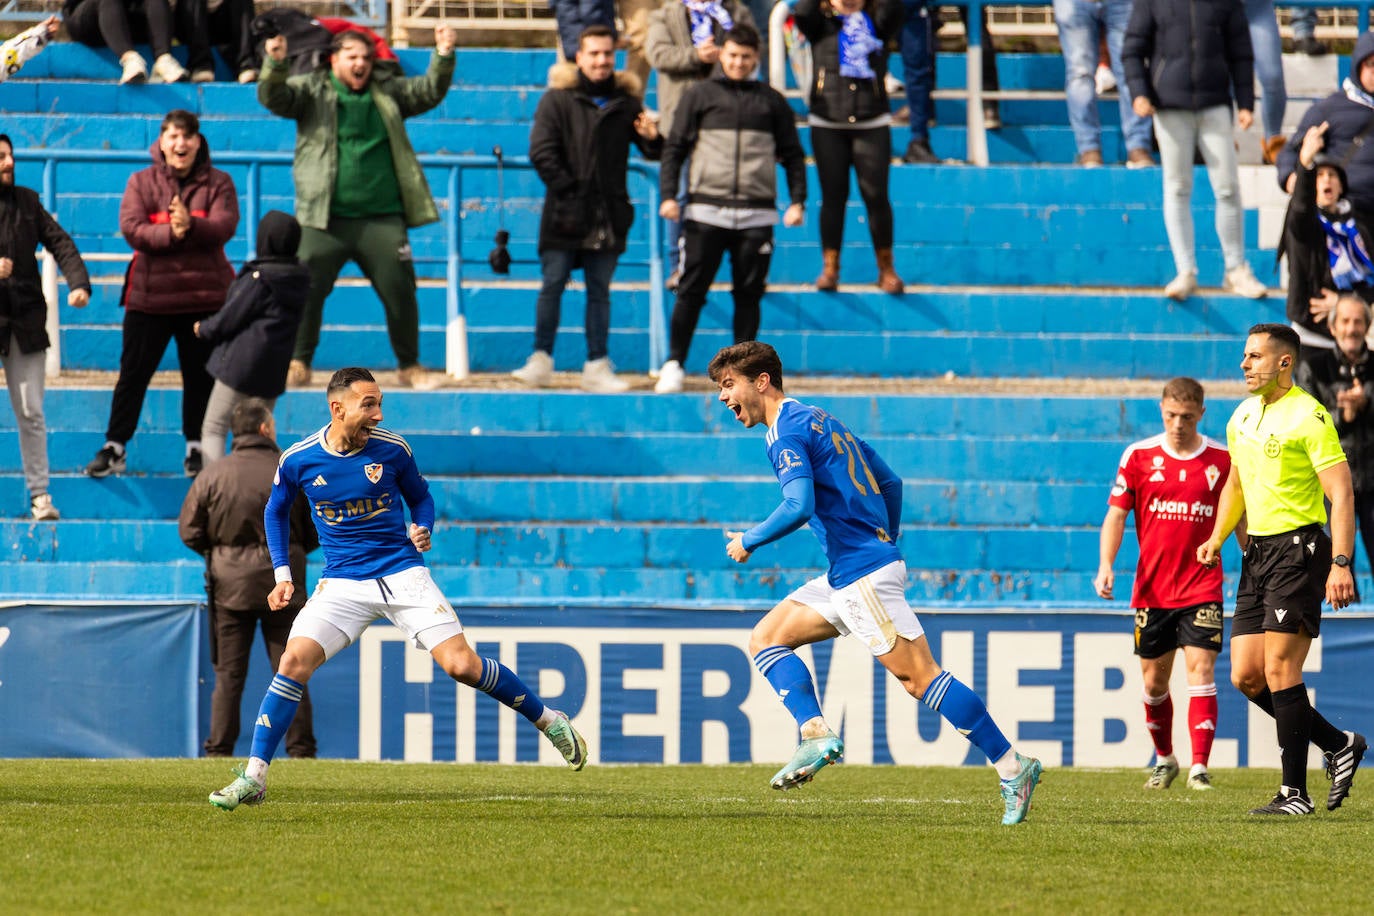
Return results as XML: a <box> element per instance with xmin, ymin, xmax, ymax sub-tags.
<box><xmin>3</xmin><ymin>760</ymin><xmax>1373</xmax><ymax>914</ymax></box>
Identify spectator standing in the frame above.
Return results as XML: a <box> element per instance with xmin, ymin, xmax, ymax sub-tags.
<box><xmin>898</xmin><ymin>3</ymin><xmax>1002</xmax><ymax>164</ymax></box>
<box><xmin>512</xmin><ymin>25</ymin><xmax>663</xmax><ymax>394</ymax></box>
<box><xmin>1053</xmin><ymin>0</ymin><xmax>1154</xmax><ymax>167</ymax></box>
<box><xmin>1279</xmin><ymin>122</ymin><xmax>1374</xmax><ymax>362</ymax></box>
<box><xmin>550</xmin><ymin>0</ymin><xmax>617</xmax><ymax>61</ymax></box>
<box><xmin>1094</xmin><ymin>378</ymin><xmax>1231</xmax><ymax>791</ymax></box>
<box><xmin>620</xmin><ymin>0</ymin><xmax>659</xmax><ymax>85</ymax></box>
<box><xmin>179</xmin><ymin>399</ymin><xmax>319</xmax><ymax>760</ymax></box>
<box><xmin>63</xmin><ymin>0</ymin><xmax>213</xmax><ymax>84</ymax></box>
<box><xmin>209</xmin><ymin>0</ymin><xmax>261</xmax><ymax>84</ymax></box>
<box><xmin>1242</xmin><ymin>0</ymin><xmax>1286</xmax><ymax>163</ymax></box>
<box><xmin>644</xmin><ymin>0</ymin><xmax>757</xmax><ymax>288</ymax></box>
<box><xmin>1288</xmin><ymin>8</ymin><xmax>1327</xmax><ymax>57</ymax></box>
<box><xmin>1297</xmin><ymin>295</ymin><xmax>1374</xmax><ymax>576</ymax></box>
<box><xmin>193</xmin><ymin>210</ymin><xmax>311</xmax><ymax>464</ymax></box>
<box><xmin>0</xmin><ymin>134</ymin><xmax>91</xmax><ymax>520</ymax></box>
<box><xmin>259</xmin><ymin>26</ymin><xmax>457</xmax><ymax>392</ymax></box>
<box><xmin>793</xmin><ymin>0</ymin><xmax>906</xmax><ymax>294</ymax></box>
<box><xmin>1278</xmin><ymin>33</ymin><xmax>1374</xmax><ymax>217</ymax></box>
<box><xmin>85</xmin><ymin>110</ymin><xmax>238</xmax><ymax>479</ymax></box>
<box><xmin>1123</xmin><ymin>0</ymin><xmax>1267</xmax><ymax>302</ymax></box>
<box><xmin>653</xmin><ymin>25</ymin><xmax>806</xmax><ymax>394</ymax></box>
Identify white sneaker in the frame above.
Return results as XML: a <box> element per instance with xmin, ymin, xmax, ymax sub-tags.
<box><xmin>119</xmin><ymin>51</ymin><xmax>148</xmax><ymax>85</ymax></box>
<box><xmin>1094</xmin><ymin>63</ymin><xmax>1117</xmax><ymax>96</ymax></box>
<box><xmin>1223</xmin><ymin>264</ymin><xmax>1268</xmax><ymax>299</ymax></box>
<box><xmin>1164</xmin><ymin>272</ymin><xmax>1198</xmax><ymax>301</ymax></box>
<box><xmin>153</xmin><ymin>53</ymin><xmax>188</xmax><ymax>84</ymax></box>
<box><xmin>580</xmin><ymin>357</ymin><xmax>629</xmax><ymax>393</ymax></box>
<box><xmin>30</xmin><ymin>493</ymin><xmax>59</xmax><ymax>521</ymax></box>
<box><xmin>190</xmin><ymin>68</ymin><xmax>215</xmax><ymax>83</ymax></box>
<box><xmin>237</xmin><ymin>68</ymin><xmax>258</xmax><ymax>84</ymax></box>
<box><xmin>511</xmin><ymin>350</ymin><xmax>554</xmax><ymax>387</ymax></box>
<box><xmin>654</xmin><ymin>360</ymin><xmax>685</xmax><ymax>394</ymax></box>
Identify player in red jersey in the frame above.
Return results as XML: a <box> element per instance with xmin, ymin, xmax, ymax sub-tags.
<box><xmin>1095</xmin><ymin>377</ymin><xmax>1239</xmax><ymax>791</ymax></box>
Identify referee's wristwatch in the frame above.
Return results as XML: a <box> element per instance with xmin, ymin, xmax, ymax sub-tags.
<box><xmin>1334</xmin><ymin>554</ymin><xmax>1352</xmax><ymax>568</ymax></box>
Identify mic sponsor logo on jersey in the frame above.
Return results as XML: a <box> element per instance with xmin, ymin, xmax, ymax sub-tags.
<box><xmin>364</xmin><ymin>463</ymin><xmax>383</xmax><ymax>484</ymax></box>
<box><xmin>1146</xmin><ymin>497</ymin><xmax>1215</xmax><ymax>522</ymax></box>
<box><xmin>315</xmin><ymin>491</ymin><xmax>394</xmax><ymax>525</ymax></box>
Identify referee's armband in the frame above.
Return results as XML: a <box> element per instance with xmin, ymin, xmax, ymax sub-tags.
<box><xmin>273</xmin><ymin>566</ymin><xmax>293</xmax><ymax>584</ymax></box>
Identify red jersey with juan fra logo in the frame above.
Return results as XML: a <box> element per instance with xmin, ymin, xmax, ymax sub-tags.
<box><xmin>1108</xmin><ymin>434</ymin><xmax>1229</xmax><ymax>609</ymax></box>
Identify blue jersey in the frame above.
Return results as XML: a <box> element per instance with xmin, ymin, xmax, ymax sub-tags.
<box><xmin>764</xmin><ymin>398</ymin><xmax>903</xmax><ymax>587</ymax></box>
<box><xmin>265</xmin><ymin>425</ymin><xmax>437</xmax><ymax>581</ymax></box>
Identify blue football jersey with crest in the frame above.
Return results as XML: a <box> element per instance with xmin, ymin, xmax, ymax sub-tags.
<box><xmin>766</xmin><ymin>398</ymin><xmax>903</xmax><ymax>587</ymax></box>
<box><xmin>265</xmin><ymin>425</ymin><xmax>437</xmax><ymax>580</ymax></box>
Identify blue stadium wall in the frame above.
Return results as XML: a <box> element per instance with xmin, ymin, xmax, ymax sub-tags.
<box><xmin>4</xmin><ymin>603</ymin><xmax>1371</xmax><ymax>768</ymax></box>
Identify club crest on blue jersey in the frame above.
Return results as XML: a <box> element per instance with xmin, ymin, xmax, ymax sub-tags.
<box><xmin>776</xmin><ymin>449</ymin><xmax>803</xmax><ymax>473</ymax></box>
<box><xmin>364</xmin><ymin>463</ymin><xmax>383</xmax><ymax>484</ymax></box>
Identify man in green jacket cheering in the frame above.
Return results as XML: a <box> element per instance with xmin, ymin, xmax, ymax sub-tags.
<box><xmin>259</xmin><ymin>25</ymin><xmax>457</xmax><ymax>390</ymax></box>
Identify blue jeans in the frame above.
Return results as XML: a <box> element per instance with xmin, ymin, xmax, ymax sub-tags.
<box><xmin>534</xmin><ymin>247</ymin><xmax>619</xmax><ymax>361</ymax></box>
<box><xmin>1289</xmin><ymin>6</ymin><xmax>1316</xmax><ymax>40</ymax></box>
<box><xmin>1053</xmin><ymin>0</ymin><xmax>1152</xmax><ymax>155</ymax></box>
<box><xmin>900</xmin><ymin>0</ymin><xmax>935</xmax><ymax>142</ymax></box>
<box><xmin>1245</xmin><ymin>0</ymin><xmax>1286</xmax><ymax>138</ymax></box>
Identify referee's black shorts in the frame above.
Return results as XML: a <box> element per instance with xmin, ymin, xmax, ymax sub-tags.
<box><xmin>1232</xmin><ymin>523</ymin><xmax>1329</xmax><ymax>638</ymax></box>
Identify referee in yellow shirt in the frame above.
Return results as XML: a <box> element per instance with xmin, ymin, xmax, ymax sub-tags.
<box><xmin>1199</xmin><ymin>323</ymin><xmax>1367</xmax><ymax>815</ymax></box>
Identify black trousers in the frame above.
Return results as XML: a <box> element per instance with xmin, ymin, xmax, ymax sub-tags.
<box><xmin>66</xmin><ymin>0</ymin><xmax>213</xmax><ymax>70</ymax></box>
<box><xmin>209</xmin><ymin>0</ymin><xmax>257</xmax><ymax>73</ymax></box>
<box><xmin>811</xmin><ymin>124</ymin><xmax>894</xmax><ymax>251</ymax></box>
<box><xmin>106</xmin><ymin>308</ymin><xmax>216</xmax><ymax>445</ymax></box>
<box><xmin>668</xmin><ymin>220</ymin><xmax>773</xmax><ymax>367</ymax></box>
<box><xmin>205</xmin><ymin>604</ymin><xmax>315</xmax><ymax>758</ymax></box>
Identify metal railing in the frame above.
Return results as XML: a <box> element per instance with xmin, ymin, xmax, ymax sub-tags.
<box><xmin>770</xmin><ymin>0</ymin><xmax>1374</xmax><ymax>166</ymax></box>
<box><xmin>0</xmin><ymin>0</ymin><xmax>386</xmax><ymax>26</ymax></box>
<box><xmin>20</xmin><ymin>148</ymin><xmax>666</xmax><ymax>379</ymax></box>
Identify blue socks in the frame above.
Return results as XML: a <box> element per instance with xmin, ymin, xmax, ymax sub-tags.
<box><xmin>477</xmin><ymin>657</ymin><xmax>545</xmax><ymax>724</ymax></box>
<box><xmin>754</xmin><ymin>646</ymin><xmax>824</xmax><ymax>725</ymax></box>
<box><xmin>922</xmin><ymin>670</ymin><xmax>1012</xmax><ymax>765</ymax></box>
<box><xmin>249</xmin><ymin>674</ymin><xmax>304</xmax><ymax>764</ymax></box>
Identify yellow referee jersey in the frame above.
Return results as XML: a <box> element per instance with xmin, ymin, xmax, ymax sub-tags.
<box><xmin>1226</xmin><ymin>385</ymin><xmax>1347</xmax><ymax>536</ymax></box>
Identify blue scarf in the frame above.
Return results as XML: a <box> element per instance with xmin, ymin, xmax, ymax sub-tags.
<box><xmin>1318</xmin><ymin>202</ymin><xmax>1374</xmax><ymax>290</ymax></box>
<box><xmin>684</xmin><ymin>0</ymin><xmax>733</xmax><ymax>47</ymax></box>
<box><xmin>838</xmin><ymin>12</ymin><xmax>882</xmax><ymax>79</ymax></box>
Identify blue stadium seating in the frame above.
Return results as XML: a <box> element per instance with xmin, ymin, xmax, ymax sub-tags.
<box><xmin>0</xmin><ymin>44</ymin><xmax>1303</xmax><ymax>608</ymax></box>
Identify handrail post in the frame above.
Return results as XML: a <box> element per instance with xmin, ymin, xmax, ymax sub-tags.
<box><xmin>645</xmin><ymin>166</ymin><xmax>666</xmax><ymax>372</ymax></box>
<box><xmin>245</xmin><ymin>161</ymin><xmax>260</xmax><ymax>262</ymax></box>
<box><xmin>769</xmin><ymin>1</ymin><xmax>790</xmax><ymax>91</ymax></box>
<box><xmin>445</xmin><ymin>164</ymin><xmax>470</xmax><ymax>379</ymax></box>
<box><xmin>965</xmin><ymin>0</ymin><xmax>988</xmax><ymax>166</ymax></box>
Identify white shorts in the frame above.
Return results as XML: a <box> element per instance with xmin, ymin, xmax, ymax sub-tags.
<box><xmin>289</xmin><ymin>565</ymin><xmax>465</xmax><ymax>660</ymax></box>
<box><xmin>787</xmin><ymin>560</ymin><xmax>924</xmax><ymax>657</ymax></box>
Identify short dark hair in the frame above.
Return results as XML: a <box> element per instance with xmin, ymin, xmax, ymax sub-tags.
<box><xmin>722</xmin><ymin>24</ymin><xmax>761</xmax><ymax>51</ymax></box>
<box><xmin>1248</xmin><ymin>322</ymin><xmax>1300</xmax><ymax>360</ymax></box>
<box><xmin>331</xmin><ymin>29</ymin><xmax>375</xmax><ymax>59</ymax></box>
<box><xmin>160</xmin><ymin>109</ymin><xmax>200</xmax><ymax>137</ymax></box>
<box><xmin>231</xmin><ymin>398</ymin><xmax>273</xmax><ymax>439</ymax></box>
<box><xmin>327</xmin><ymin>367</ymin><xmax>377</xmax><ymax>399</ymax></box>
<box><xmin>577</xmin><ymin>24</ymin><xmax>616</xmax><ymax>50</ymax></box>
<box><xmin>0</xmin><ymin>133</ymin><xmax>12</xmax><ymax>154</ymax></box>
<box><xmin>708</xmin><ymin>341</ymin><xmax>784</xmax><ymax>392</ymax></box>
<box><xmin>1161</xmin><ymin>377</ymin><xmax>1204</xmax><ymax>406</ymax></box>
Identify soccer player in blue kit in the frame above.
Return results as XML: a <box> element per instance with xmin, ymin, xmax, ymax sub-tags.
<box><xmin>709</xmin><ymin>342</ymin><xmax>1043</xmax><ymax>824</ymax></box>
<box><xmin>209</xmin><ymin>367</ymin><xmax>587</xmax><ymax>809</ymax></box>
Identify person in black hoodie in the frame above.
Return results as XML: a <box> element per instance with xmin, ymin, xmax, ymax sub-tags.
<box><xmin>1280</xmin><ymin>122</ymin><xmax>1374</xmax><ymax>364</ymax></box>
<box><xmin>193</xmin><ymin>210</ymin><xmax>311</xmax><ymax>464</ymax></box>
<box><xmin>1123</xmin><ymin>0</ymin><xmax>1266</xmax><ymax>302</ymax></box>
<box><xmin>794</xmin><ymin>0</ymin><xmax>905</xmax><ymax>294</ymax></box>
<box><xmin>1278</xmin><ymin>32</ymin><xmax>1374</xmax><ymax>216</ymax></box>
<box><xmin>0</xmin><ymin>134</ymin><xmax>91</xmax><ymax>521</ymax></box>
<box><xmin>513</xmin><ymin>24</ymin><xmax>663</xmax><ymax>394</ymax></box>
